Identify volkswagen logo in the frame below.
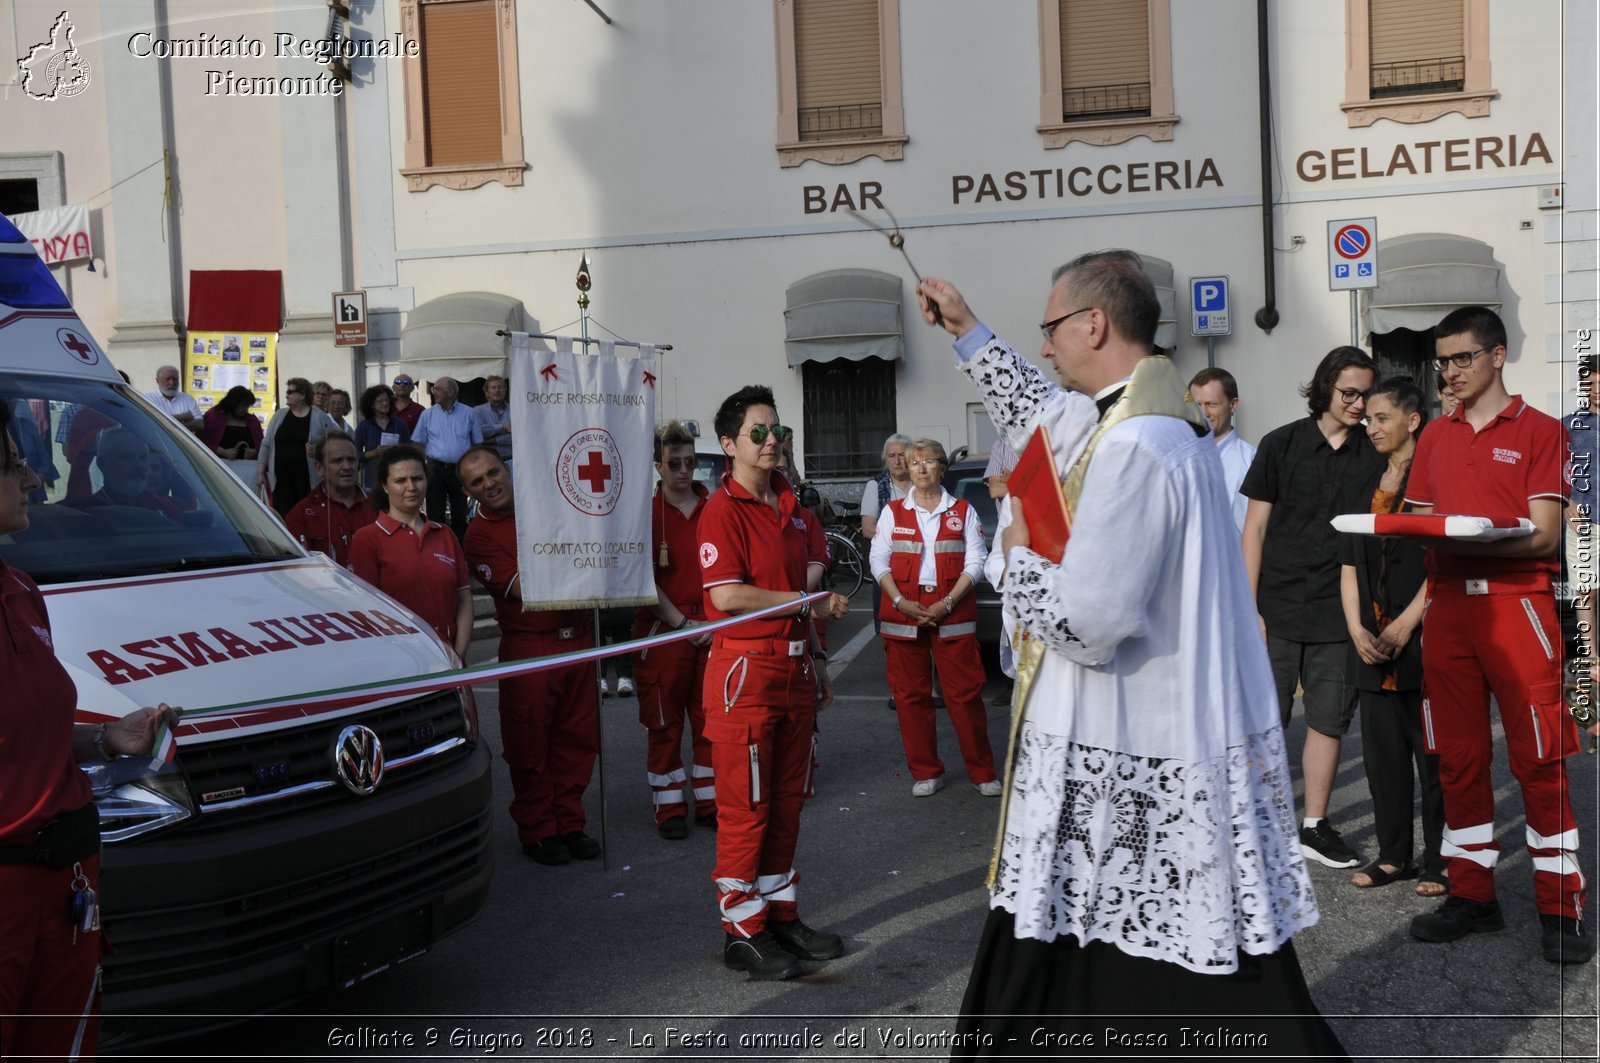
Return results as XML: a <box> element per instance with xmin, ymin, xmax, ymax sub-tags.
<box><xmin>332</xmin><ymin>724</ymin><xmax>384</xmax><ymax>795</ymax></box>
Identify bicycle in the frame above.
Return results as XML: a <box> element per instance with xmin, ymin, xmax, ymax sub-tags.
<box><xmin>819</xmin><ymin>497</ymin><xmax>868</xmax><ymax>598</ymax></box>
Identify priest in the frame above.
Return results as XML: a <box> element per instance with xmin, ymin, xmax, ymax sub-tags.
<box><xmin>918</xmin><ymin>252</ymin><xmax>1345</xmax><ymax>1057</ymax></box>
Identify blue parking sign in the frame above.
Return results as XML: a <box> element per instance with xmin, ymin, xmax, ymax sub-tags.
<box><xmin>1189</xmin><ymin>276</ymin><xmax>1230</xmax><ymax>336</ymax></box>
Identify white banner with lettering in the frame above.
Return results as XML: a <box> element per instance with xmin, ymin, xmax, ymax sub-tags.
<box><xmin>9</xmin><ymin>203</ymin><xmax>93</xmax><ymax>265</ymax></box>
<box><xmin>507</xmin><ymin>332</ymin><xmax>658</xmax><ymax>610</ymax></box>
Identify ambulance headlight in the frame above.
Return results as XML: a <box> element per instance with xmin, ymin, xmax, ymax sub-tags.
<box><xmin>83</xmin><ymin>755</ymin><xmax>196</xmax><ymax>842</ymax></box>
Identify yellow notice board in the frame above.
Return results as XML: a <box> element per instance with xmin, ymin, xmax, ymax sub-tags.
<box><xmin>186</xmin><ymin>331</ymin><xmax>279</xmax><ymax>419</ymax></box>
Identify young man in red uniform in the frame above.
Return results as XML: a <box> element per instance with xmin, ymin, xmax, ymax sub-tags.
<box><xmin>459</xmin><ymin>445</ymin><xmax>602</xmax><ymax>867</ymax></box>
<box><xmin>1404</xmin><ymin>306</ymin><xmax>1591</xmax><ymax>964</ymax></box>
<box><xmin>635</xmin><ymin>422</ymin><xmax>715</xmax><ymax>839</ymax></box>
<box><xmin>698</xmin><ymin>386</ymin><xmax>850</xmax><ymax>980</ymax></box>
<box><xmin>285</xmin><ymin>432</ymin><xmax>374</xmax><ymax>568</ymax></box>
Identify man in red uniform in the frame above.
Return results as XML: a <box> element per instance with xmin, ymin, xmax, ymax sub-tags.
<box><xmin>699</xmin><ymin>385</ymin><xmax>850</xmax><ymax>980</ymax></box>
<box><xmin>285</xmin><ymin>432</ymin><xmax>374</xmax><ymax>568</ymax></box>
<box><xmin>635</xmin><ymin>421</ymin><xmax>715</xmax><ymax>839</ymax></box>
<box><xmin>459</xmin><ymin>445</ymin><xmax>601</xmax><ymax>867</ymax></box>
<box><xmin>1405</xmin><ymin>306</ymin><xmax>1590</xmax><ymax>964</ymax></box>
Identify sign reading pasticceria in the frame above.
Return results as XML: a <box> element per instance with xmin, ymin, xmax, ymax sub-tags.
<box><xmin>1296</xmin><ymin>132</ymin><xmax>1552</xmax><ymax>182</ymax></box>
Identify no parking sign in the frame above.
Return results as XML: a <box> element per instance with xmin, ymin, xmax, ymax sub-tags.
<box><xmin>1327</xmin><ymin>218</ymin><xmax>1378</xmax><ymax>291</ymax></box>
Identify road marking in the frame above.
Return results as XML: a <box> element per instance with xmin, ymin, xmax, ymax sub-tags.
<box><xmin>827</xmin><ymin>622</ymin><xmax>878</xmax><ymax>681</ymax></box>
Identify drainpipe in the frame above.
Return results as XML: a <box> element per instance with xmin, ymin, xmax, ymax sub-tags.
<box><xmin>1252</xmin><ymin>0</ymin><xmax>1279</xmax><ymax>333</ymax></box>
<box><xmin>155</xmin><ymin>0</ymin><xmax>185</xmax><ymax>354</ymax></box>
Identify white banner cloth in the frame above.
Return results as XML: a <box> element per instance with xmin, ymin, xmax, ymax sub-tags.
<box><xmin>10</xmin><ymin>203</ymin><xmax>93</xmax><ymax>265</ymax></box>
<box><xmin>508</xmin><ymin>332</ymin><xmax>657</xmax><ymax>610</ymax></box>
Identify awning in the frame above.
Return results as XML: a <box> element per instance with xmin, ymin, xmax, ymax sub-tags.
<box><xmin>784</xmin><ymin>268</ymin><xmax>903</xmax><ymax>367</ymax></box>
<box><xmin>1137</xmin><ymin>253</ymin><xmax>1178</xmax><ymax>350</ymax></box>
<box><xmin>188</xmin><ymin>270</ymin><xmax>282</xmax><ymax>332</ymax></box>
<box><xmin>1360</xmin><ymin>233</ymin><xmax>1502</xmax><ymax>334</ymax></box>
<box><xmin>399</xmin><ymin>291</ymin><xmax>524</xmax><ymax>380</ymax></box>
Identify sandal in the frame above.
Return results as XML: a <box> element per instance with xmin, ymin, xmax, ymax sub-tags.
<box><xmin>1415</xmin><ymin>867</ymin><xmax>1449</xmax><ymax>897</ymax></box>
<box><xmin>1352</xmin><ymin>861</ymin><xmax>1418</xmax><ymax>888</ymax></box>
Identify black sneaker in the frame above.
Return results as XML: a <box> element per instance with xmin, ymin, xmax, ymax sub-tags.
<box><xmin>694</xmin><ymin>810</ymin><xmax>718</xmax><ymax>831</ymax></box>
<box><xmin>657</xmin><ymin>817</ymin><xmax>688</xmax><ymax>841</ymax></box>
<box><xmin>724</xmin><ymin>931</ymin><xmax>802</xmax><ymax>980</ymax></box>
<box><xmin>1541</xmin><ymin>915</ymin><xmax>1595</xmax><ymax>964</ymax></box>
<box><xmin>1299</xmin><ymin>820</ymin><xmax>1360</xmax><ymax>869</ymax></box>
<box><xmin>522</xmin><ymin>837</ymin><xmax>571</xmax><ymax>866</ymax></box>
<box><xmin>769</xmin><ymin>917</ymin><xmax>844</xmax><ymax>961</ymax></box>
<box><xmin>561</xmin><ymin>830</ymin><xmax>601</xmax><ymax>860</ymax></box>
<box><xmin>1410</xmin><ymin>896</ymin><xmax>1506</xmax><ymax>942</ymax></box>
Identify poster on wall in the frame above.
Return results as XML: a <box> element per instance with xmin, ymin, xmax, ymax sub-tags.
<box><xmin>186</xmin><ymin>330</ymin><xmax>278</xmax><ymax>417</ymax></box>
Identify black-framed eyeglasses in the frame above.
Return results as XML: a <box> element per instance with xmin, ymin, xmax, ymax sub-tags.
<box><xmin>285</xmin><ymin>388</ymin><xmax>302</xmax><ymax>395</ymax></box>
<box><xmin>1334</xmin><ymin>386</ymin><xmax>1367</xmax><ymax>405</ymax></box>
<box><xmin>1040</xmin><ymin>306</ymin><xmax>1093</xmax><ymax>341</ymax></box>
<box><xmin>744</xmin><ymin>424</ymin><xmax>792</xmax><ymax>445</ymax></box>
<box><xmin>1432</xmin><ymin>347</ymin><xmax>1492</xmax><ymax>373</ymax></box>
<box><xmin>663</xmin><ymin>456</ymin><xmax>698</xmax><ymax>471</ymax></box>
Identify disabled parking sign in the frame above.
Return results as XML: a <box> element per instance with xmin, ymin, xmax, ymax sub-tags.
<box><xmin>1327</xmin><ymin>218</ymin><xmax>1378</xmax><ymax>291</ymax></box>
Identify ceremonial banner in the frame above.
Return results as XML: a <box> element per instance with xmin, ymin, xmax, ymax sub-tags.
<box><xmin>508</xmin><ymin>333</ymin><xmax>657</xmax><ymax>609</ymax></box>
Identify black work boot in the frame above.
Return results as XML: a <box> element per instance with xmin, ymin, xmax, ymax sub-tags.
<box><xmin>1410</xmin><ymin>896</ymin><xmax>1505</xmax><ymax>942</ymax></box>
<box><xmin>1541</xmin><ymin>915</ymin><xmax>1595</xmax><ymax>964</ymax></box>
<box><xmin>724</xmin><ymin>931</ymin><xmax>802</xmax><ymax>980</ymax></box>
<box><xmin>769</xmin><ymin>917</ymin><xmax>844</xmax><ymax>960</ymax></box>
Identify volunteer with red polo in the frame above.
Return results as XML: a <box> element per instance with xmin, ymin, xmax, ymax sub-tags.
<box><xmin>285</xmin><ymin>432</ymin><xmax>374</xmax><ymax>568</ymax></box>
<box><xmin>698</xmin><ymin>385</ymin><xmax>849</xmax><ymax>981</ymax></box>
<box><xmin>459</xmin><ymin>445</ymin><xmax>602</xmax><ymax>867</ymax></box>
<box><xmin>1404</xmin><ymin>305</ymin><xmax>1589</xmax><ymax>965</ymax></box>
<box><xmin>635</xmin><ymin>422</ymin><xmax>715</xmax><ymax>840</ymax></box>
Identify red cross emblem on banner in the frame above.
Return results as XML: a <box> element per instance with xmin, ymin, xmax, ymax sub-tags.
<box><xmin>577</xmin><ymin>450</ymin><xmax>613</xmax><ymax>494</ymax></box>
<box><xmin>641</xmin><ymin>370</ymin><xmax>656</xmax><ymax>389</ymax></box>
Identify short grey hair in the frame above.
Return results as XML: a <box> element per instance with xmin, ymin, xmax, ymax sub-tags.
<box><xmin>881</xmin><ymin>433</ymin><xmax>913</xmax><ymax>461</ymax></box>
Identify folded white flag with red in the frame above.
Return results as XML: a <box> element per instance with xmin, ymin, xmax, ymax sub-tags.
<box><xmin>1331</xmin><ymin>513</ymin><xmax>1535</xmax><ymax>540</ymax></box>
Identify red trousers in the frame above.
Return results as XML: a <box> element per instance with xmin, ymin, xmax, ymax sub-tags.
<box><xmin>0</xmin><ymin>856</ymin><xmax>100</xmax><ymax>1060</ymax></box>
<box><xmin>885</xmin><ymin>632</ymin><xmax>996</xmax><ymax>784</ymax></box>
<box><xmin>704</xmin><ymin>642</ymin><xmax>817</xmax><ymax>937</ymax></box>
<box><xmin>634</xmin><ymin>634</ymin><xmax>713</xmax><ymax>824</ymax></box>
<box><xmin>498</xmin><ymin>631</ymin><xmax>600</xmax><ymax>845</ymax></box>
<box><xmin>1422</xmin><ymin>577</ymin><xmax>1585</xmax><ymax>918</ymax></box>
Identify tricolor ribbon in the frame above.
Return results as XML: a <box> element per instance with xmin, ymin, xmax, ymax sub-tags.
<box><xmin>148</xmin><ymin>714</ymin><xmax>179</xmax><ymax>770</ymax></box>
<box><xmin>189</xmin><ymin>591</ymin><xmax>834</xmax><ymax>721</ymax></box>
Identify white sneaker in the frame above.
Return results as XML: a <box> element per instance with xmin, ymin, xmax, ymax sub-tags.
<box><xmin>910</xmin><ymin>776</ymin><xmax>944</xmax><ymax>798</ymax></box>
<box><xmin>976</xmin><ymin>780</ymin><xmax>1003</xmax><ymax>797</ymax></box>
<box><xmin>600</xmin><ymin>679</ymin><xmax>610</xmax><ymax>697</ymax></box>
<box><xmin>617</xmin><ymin>677</ymin><xmax>635</xmax><ymax>697</ymax></box>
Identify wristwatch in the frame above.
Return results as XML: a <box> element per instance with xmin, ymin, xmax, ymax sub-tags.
<box><xmin>810</xmin><ymin>650</ymin><xmax>828</xmax><ymax>662</ymax></box>
<box><xmin>796</xmin><ymin>594</ymin><xmax>811</xmax><ymax>622</ymax></box>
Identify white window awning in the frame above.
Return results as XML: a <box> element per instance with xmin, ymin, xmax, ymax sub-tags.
<box><xmin>784</xmin><ymin>268</ymin><xmax>904</xmax><ymax>367</ymax></box>
<box><xmin>1360</xmin><ymin>233</ymin><xmax>1502</xmax><ymax>335</ymax></box>
<box><xmin>399</xmin><ymin>291</ymin><xmax>525</xmax><ymax>380</ymax></box>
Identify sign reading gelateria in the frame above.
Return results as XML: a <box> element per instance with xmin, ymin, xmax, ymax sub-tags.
<box><xmin>1295</xmin><ymin>132</ymin><xmax>1552</xmax><ymax>182</ymax></box>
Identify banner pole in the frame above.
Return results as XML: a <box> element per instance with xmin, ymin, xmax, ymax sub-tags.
<box><xmin>574</xmin><ymin>254</ymin><xmax>609</xmax><ymax>868</ymax></box>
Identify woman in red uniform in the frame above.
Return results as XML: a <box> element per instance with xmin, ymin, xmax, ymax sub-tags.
<box><xmin>0</xmin><ymin>401</ymin><xmax>167</xmax><ymax>1060</ymax></box>
<box><xmin>349</xmin><ymin>443</ymin><xmax>472</xmax><ymax>660</ymax></box>
<box><xmin>697</xmin><ymin>385</ymin><xmax>849</xmax><ymax>981</ymax></box>
<box><xmin>870</xmin><ymin>438</ymin><xmax>998</xmax><ymax>797</ymax></box>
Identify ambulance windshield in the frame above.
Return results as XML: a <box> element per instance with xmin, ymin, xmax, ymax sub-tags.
<box><xmin>0</xmin><ymin>373</ymin><xmax>300</xmax><ymax>583</ymax></box>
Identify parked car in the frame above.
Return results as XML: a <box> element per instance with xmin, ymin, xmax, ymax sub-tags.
<box><xmin>942</xmin><ymin>454</ymin><xmax>1002</xmax><ymax>650</ymax></box>
<box><xmin>0</xmin><ymin>214</ymin><xmax>493</xmax><ymax>1044</ymax></box>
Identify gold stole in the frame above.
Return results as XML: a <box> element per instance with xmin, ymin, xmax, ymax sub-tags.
<box><xmin>985</xmin><ymin>356</ymin><xmax>1208</xmax><ymax>889</ymax></box>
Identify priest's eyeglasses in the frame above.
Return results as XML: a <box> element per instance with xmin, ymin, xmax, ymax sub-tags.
<box><xmin>743</xmin><ymin>424</ymin><xmax>792</xmax><ymax>445</ymax></box>
<box><xmin>1039</xmin><ymin>306</ymin><xmax>1093</xmax><ymax>341</ymax></box>
<box><xmin>1432</xmin><ymin>347</ymin><xmax>1492</xmax><ymax>373</ymax></box>
<box><xmin>662</xmin><ymin>456</ymin><xmax>697</xmax><ymax>471</ymax></box>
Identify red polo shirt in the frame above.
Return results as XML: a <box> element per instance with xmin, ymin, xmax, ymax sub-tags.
<box><xmin>1407</xmin><ymin>395</ymin><xmax>1566</xmax><ymax>577</ymax></box>
<box><xmin>639</xmin><ymin>483</ymin><xmax>711</xmax><ymax>625</ymax></box>
<box><xmin>0</xmin><ymin>562</ymin><xmax>91</xmax><ymax>841</ymax></box>
<box><xmin>393</xmin><ymin>400</ymin><xmax>424</xmax><ymax>433</ymax></box>
<box><xmin>699</xmin><ymin>471</ymin><xmax>809</xmax><ymax>640</ymax></box>
<box><xmin>349</xmin><ymin>512</ymin><xmax>469</xmax><ymax>642</ymax></box>
<box><xmin>463</xmin><ymin>507</ymin><xmax>589</xmax><ymax>637</ymax></box>
<box><xmin>284</xmin><ymin>483</ymin><xmax>377</xmax><ymax>568</ymax></box>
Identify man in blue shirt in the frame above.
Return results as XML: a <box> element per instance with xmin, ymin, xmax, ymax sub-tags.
<box><xmin>474</xmin><ymin>374</ymin><xmax>513</xmax><ymax>467</ymax></box>
<box><xmin>411</xmin><ymin>376</ymin><xmax>483</xmax><ymax>541</ymax></box>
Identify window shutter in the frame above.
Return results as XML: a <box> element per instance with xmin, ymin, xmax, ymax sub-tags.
<box><xmin>795</xmin><ymin>0</ymin><xmax>882</xmax><ymax>140</ymax></box>
<box><xmin>421</xmin><ymin>0</ymin><xmax>503</xmax><ymax>166</ymax></box>
<box><xmin>1370</xmin><ymin>0</ymin><xmax>1463</xmax><ymax>65</ymax></box>
<box><xmin>1059</xmin><ymin>0</ymin><xmax>1150</xmax><ymax>118</ymax></box>
<box><xmin>1060</xmin><ymin>0</ymin><xmax>1148</xmax><ymax>90</ymax></box>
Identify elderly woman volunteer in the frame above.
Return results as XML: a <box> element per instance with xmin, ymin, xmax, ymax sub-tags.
<box><xmin>0</xmin><ymin>401</ymin><xmax>168</xmax><ymax>1059</ymax></box>
<box><xmin>871</xmin><ymin>438</ymin><xmax>999</xmax><ymax>798</ymax></box>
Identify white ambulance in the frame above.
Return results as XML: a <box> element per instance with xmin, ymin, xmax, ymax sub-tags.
<box><xmin>0</xmin><ymin>215</ymin><xmax>492</xmax><ymax>1042</ymax></box>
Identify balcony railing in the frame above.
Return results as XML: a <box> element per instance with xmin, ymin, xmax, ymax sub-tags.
<box><xmin>1062</xmin><ymin>81</ymin><xmax>1151</xmax><ymax>121</ymax></box>
<box><xmin>1370</xmin><ymin>55</ymin><xmax>1465</xmax><ymax>98</ymax></box>
<box><xmin>798</xmin><ymin>102</ymin><xmax>884</xmax><ymax>141</ymax></box>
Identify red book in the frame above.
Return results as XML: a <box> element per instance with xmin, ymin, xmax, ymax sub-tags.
<box><xmin>1006</xmin><ymin>426</ymin><xmax>1072</xmax><ymax>563</ymax></box>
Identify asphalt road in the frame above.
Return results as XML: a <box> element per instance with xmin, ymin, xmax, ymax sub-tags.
<box><xmin>166</xmin><ymin>597</ymin><xmax>1598</xmax><ymax>1061</ymax></box>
